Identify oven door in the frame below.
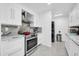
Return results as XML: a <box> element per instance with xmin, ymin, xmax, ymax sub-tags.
<box><xmin>27</xmin><ymin>37</ymin><xmax>37</xmax><ymax>51</ymax></box>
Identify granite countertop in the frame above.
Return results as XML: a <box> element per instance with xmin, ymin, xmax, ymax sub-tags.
<box><xmin>66</xmin><ymin>33</ymin><xmax>79</xmax><ymax>46</ymax></box>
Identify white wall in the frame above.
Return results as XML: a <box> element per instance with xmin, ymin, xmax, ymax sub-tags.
<box><xmin>35</xmin><ymin>11</ymin><xmax>69</xmax><ymax>47</ymax></box>
<box><xmin>52</xmin><ymin>17</ymin><xmax>69</xmax><ymax>42</ymax></box>
<box><xmin>0</xmin><ymin>23</ymin><xmax>1</xmax><ymax>56</ymax></box>
<box><xmin>36</xmin><ymin>11</ymin><xmax>51</xmax><ymax>47</ymax></box>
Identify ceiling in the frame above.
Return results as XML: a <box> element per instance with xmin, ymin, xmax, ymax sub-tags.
<box><xmin>50</xmin><ymin>3</ymin><xmax>76</xmax><ymax>16</ymax></box>
<box><xmin>20</xmin><ymin>3</ymin><xmax>76</xmax><ymax>16</ymax></box>
<box><xmin>20</xmin><ymin>3</ymin><xmax>49</xmax><ymax>13</ymax></box>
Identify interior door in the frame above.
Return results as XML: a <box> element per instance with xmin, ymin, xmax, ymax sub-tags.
<box><xmin>51</xmin><ymin>21</ymin><xmax>55</xmax><ymax>42</ymax></box>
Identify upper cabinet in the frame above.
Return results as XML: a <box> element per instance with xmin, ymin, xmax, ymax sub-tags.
<box><xmin>69</xmin><ymin>4</ymin><xmax>79</xmax><ymax>26</ymax></box>
<box><xmin>0</xmin><ymin>4</ymin><xmax>21</xmax><ymax>25</ymax></box>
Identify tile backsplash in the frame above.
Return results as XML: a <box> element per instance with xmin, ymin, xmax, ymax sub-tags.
<box><xmin>1</xmin><ymin>24</ymin><xmax>20</xmax><ymax>36</ymax></box>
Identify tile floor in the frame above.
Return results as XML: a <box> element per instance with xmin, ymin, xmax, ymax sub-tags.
<box><xmin>28</xmin><ymin>42</ymin><xmax>68</xmax><ymax>56</ymax></box>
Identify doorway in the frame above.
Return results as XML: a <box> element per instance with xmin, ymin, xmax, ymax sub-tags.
<box><xmin>51</xmin><ymin>21</ymin><xmax>55</xmax><ymax>42</ymax></box>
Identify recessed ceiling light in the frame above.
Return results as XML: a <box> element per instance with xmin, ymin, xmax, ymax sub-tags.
<box><xmin>54</xmin><ymin>14</ymin><xmax>63</xmax><ymax>17</ymax></box>
<box><xmin>48</xmin><ymin>3</ymin><xmax>52</xmax><ymax>5</ymax></box>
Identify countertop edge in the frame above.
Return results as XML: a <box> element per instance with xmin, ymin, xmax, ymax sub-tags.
<box><xmin>66</xmin><ymin>33</ymin><xmax>79</xmax><ymax>46</ymax></box>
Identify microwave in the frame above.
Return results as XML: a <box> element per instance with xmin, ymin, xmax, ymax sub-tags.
<box><xmin>69</xmin><ymin>26</ymin><xmax>79</xmax><ymax>35</ymax></box>
<box><xmin>70</xmin><ymin>28</ymin><xmax>78</xmax><ymax>33</ymax></box>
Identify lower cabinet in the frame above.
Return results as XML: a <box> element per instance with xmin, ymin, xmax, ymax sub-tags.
<box><xmin>65</xmin><ymin>35</ymin><xmax>79</xmax><ymax>56</ymax></box>
<box><xmin>8</xmin><ymin>47</ymin><xmax>24</xmax><ymax>56</ymax></box>
<box><xmin>1</xmin><ymin>36</ymin><xmax>24</xmax><ymax>56</ymax></box>
<box><xmin>69</xmin><ymin>39</ymin><xmax>78</xmax><ymax>56</ymax></box>
<box><xmin>65</xmin><ymin>36</ymin><xmax>71</xmax><ymax>55</ymax></box>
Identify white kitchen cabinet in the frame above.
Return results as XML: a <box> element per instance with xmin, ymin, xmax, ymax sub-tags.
<box><xmin>69</xmin><ymin>39</ymin><xmax>76</xmax><ymax>56</ymax></box>
<box><xmin>69</xmin><ymin>39</ymin><xmax>79</xmax><ymax>56</ymax></box>
<box><xmin>65</xmin><ymin>34</ymin><xmax>79</xmax><ymax>56</ymax></box>
<box><xmin>1</xmin><ymin>36</ymin><xmax>24</xmax><ymax>56</ymax></box>
<box><xmin>0</xmin><ymin>4</ymin><xmax>21</xmax><ymax>25</ymax></box>
<box><xmin>65</xmin><ymin>36</ymin><xmax>71</xmax><ymax>56</ymax></box>
<box><xmin>69</xmin><ymin>11</ymin><xmax>75</xmax><ymax>26</ymax></box>
<box><xmin>69</xmin><ymin>5</ymin><xmax>79</xmax><ymax>26</ymax></box>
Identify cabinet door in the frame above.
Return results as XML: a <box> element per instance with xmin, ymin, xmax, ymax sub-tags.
<box><xmin>73</xmin><ymin>45</ymin><xmax>79</xmax><ymax>56</ymax></box>
<box><xmin>1</xmin><ymin>41</ymin><xmax>8</xmax><ymax>56</ymax></box>
<box><xmin>65</xmin><ymin>35</ymin><xmax>79</xmax><ymax>56</ymax></box>
<box><xmin>0</xmin><ymin>4</ymin><xmax>3</xmax><ymax>23</ymax></box>
<box><xmin>0</xmin><ymin>4</ymin><xmax>11</xmax><ymax>24</ymax></box>
<box><xmin>69</xmin><ymin>8</ymin><xmax>79</xmax><ymax>26</ymax></box>
<box><xmin>65</xmin><ymin>35</ymin><xmax>71</xmax><ymax>55</ymax></box>
<box><xmin>66</xmin><ymin>38</ymin><xmax>72</xmax><ymax>56</ymax></box>
<box><xmin>1</xmin><ymin>37</ymin><xmax>24</xmax><ymax>56</ymax></box>
<box><xmin>11</xmin><ymin>4</ymin><xmax>21</xmax><ymax>25</ymax></box>
<box><xmin>7</xmin><ymin>37</ymin><xmax>24</xmax><ymax>56</ymax></box>
<box><xmin>69</xmin><ymin>13</ymin><xmax>72</xmax><ymax>26</ymax></box>
<box><xmin>68</xmin><ymin>39</ymin><xmax>79</xmax><ymax>56</ymax></box>
<box><xmin>69</xmin><ymin>40</ymin><xmax>75</xmax><ymax>56</ymax></box>
<box><xmin>65</xmin><ymin>35</ymin><xmax>74</xmax><ymax>56</ymax></box>
<box><xmin>69</xmin><ymin>10</ymin><xmax>76</xmax><ymax>26</ymax></box>
<box><xmin>0</xmin><ymin>4</ymin><xmax>21</xmax><ymax>25</ymax></box>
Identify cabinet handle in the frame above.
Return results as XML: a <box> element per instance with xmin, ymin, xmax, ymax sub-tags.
<box><xmin>12</xmin><ymin>37</ymin><xmax>18</xmax><ymax>39</ymax></box>
<box><xmin>11</xmin><ymin>8</ymin><xmax>15</xmax><ymax>19</ymax></box>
